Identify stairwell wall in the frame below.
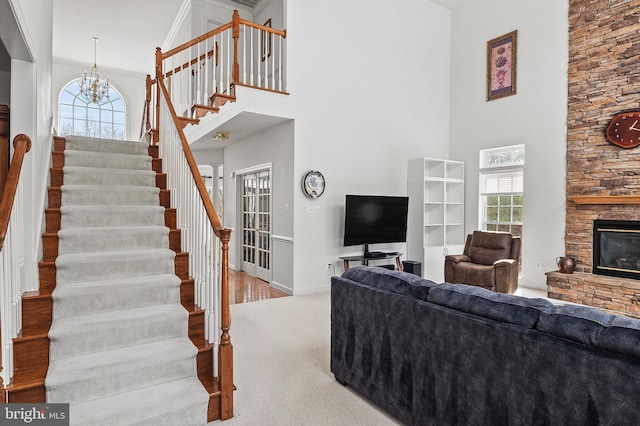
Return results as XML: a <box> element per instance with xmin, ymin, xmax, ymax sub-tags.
<box><xmin>6</xmin><ymin>0</ymin><xmax>54</xmax><ymax>291</ymax></box>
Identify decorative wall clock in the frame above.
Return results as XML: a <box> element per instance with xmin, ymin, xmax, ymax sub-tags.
<box><xmin>605</xmin><ymin>111</ymin><xmax>640</xmax><ymax>149</ymax></box>
<box><xmin>302</xmin><ymin>170</ymin><xmax>325</xmax><ymax>198</ymax></box>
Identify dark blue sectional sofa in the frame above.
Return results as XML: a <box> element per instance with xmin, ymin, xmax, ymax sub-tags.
<box><xmin>330</xmin><ymin>265</ymin><xmax>640</xmax><ymax>426</ymax></box>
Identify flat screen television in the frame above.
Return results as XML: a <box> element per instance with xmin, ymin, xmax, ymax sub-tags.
<box><xmin>343</xmin><ymin>194</ymin><xmax>409</xmax><ymax>257</ymax></box>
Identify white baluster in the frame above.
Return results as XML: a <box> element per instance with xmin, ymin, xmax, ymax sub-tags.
<box><xmin>278</xmin><ymin>36</ymin><xmax>283</xmax><ymax>91</ymax></box>
<box><xmin>249</xmin><ymin>27</ymin><xmax>254</xmax><ymax>86</ymax></box>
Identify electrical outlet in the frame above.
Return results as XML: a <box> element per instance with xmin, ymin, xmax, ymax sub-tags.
<box><xmin>326</xmin><ymin>263</ymin><xmax>335</xmax><ymax>277</ymax></box>
<box><xmin>535</xmin><ymin>261</ymin><xmax>542</xmax><ymax>269</ymax></box>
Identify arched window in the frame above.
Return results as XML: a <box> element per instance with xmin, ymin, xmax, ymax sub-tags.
<box><xmin>58</xmin><ymin>79</ymin><xmax>126</xmax><ymax>139</ymax></box>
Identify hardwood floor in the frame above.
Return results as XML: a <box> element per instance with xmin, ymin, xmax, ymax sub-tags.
<box><xmin>229</xmin><ymin>270</ymin><xmax>289</xmax><ymax>304</ymax></box>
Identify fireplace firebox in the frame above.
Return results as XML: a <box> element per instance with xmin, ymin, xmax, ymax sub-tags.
<box><xmin>593</xmin><ymin>219</ymin><xmax>640</xmax><ymax>280</ymax></box>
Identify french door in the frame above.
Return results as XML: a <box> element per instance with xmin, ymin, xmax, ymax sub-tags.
<box><xmin>241</xmin><ymin>169</ymin><xmax>271</xmax><ymax>281</ymax></box>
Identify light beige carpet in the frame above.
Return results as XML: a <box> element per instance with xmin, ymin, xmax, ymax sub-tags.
<box><xmin>218</xmin><ymin>292</ymin><xmax>401</xmax><ymax>425</ymax></box>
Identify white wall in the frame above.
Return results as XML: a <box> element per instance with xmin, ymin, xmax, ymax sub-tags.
<box><xmin>287</xmin><ymin>0</ymin><xmax>452</xmax><ymax>294</ymax></box>
<box><xmin>223</xmin><ymin>120</ymin><xmax>294</xmax><ymax>291</ymax></box>
<box><xmin>447</xmin><ymin>0</ymin><xmax>568</xmax><ymax>289</ymax></box>
<box><xmin>188</xmin><ymin>0</ymin><xmax>253</xmax><ymax>42</ymax></box>
<box><xmin>7</xmin><ymin>0</ymin><xmax>53</xmax><ymax>290</ymax></box>
<box><xmin>52</xmin><ymin>60</ymin><xmax>147</xmax><ymax>141</ymax></box>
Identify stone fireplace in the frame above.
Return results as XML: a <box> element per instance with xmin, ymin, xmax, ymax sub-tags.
<box><xmin>546</xmin><ymin>0</ymin><xmax>640</xmax><ymax>318</ymax></box>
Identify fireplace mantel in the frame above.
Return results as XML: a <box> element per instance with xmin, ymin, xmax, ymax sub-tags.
<box><xmin>570</xmin><ymin>195</ymin><xmax>640</xmax><ymax>205</ymax></box>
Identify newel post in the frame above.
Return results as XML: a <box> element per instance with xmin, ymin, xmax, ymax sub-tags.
<box><xmin>232</xmin><ymin>10</ymin><xmax>240</xmax><ymax>85</ymax></box>
<box><xmin>218</xmin><ymin>227</ymin><xmax>233</xmax><ymax>420</ymax></box>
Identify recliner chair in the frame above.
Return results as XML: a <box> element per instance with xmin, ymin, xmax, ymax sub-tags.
<box><xmin>444</xmin><ymin>230</ymin><xmax>521</xmax><ymax>294</ymax></box>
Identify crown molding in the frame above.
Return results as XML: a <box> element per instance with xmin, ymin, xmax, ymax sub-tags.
<box><xmin>162</xmin><ymin>0</ymin><xmax>192</xmax><ymax>51</ymax></box>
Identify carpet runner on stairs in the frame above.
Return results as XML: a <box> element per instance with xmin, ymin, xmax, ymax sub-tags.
<box><xmin>45</xmin><ymin>135</ymin><xmax>209</xmax><ymax>426</ymax></box>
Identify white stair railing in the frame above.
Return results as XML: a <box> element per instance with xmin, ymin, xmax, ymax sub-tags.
<box><xmin>156</xmin><ymin>10</ymin><xmax>287</xmax><ymax>119</ymax></box>
<box><xmin>157</xmin><ymin>80</ymin><xmax>231</xmax><ymax>378</ymax></box>
<box><xmin>0</xmin><ymin>134</ymin><xmax>31</xmax><ymax>384</ymax></box>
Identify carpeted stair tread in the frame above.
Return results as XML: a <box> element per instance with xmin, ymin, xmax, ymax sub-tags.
<box><xmin>68</xmin><ymin>377</ymin><xmax>209</xmax><ymax>426</ymax></box>
<box><xmin>46</xmin><ymin>336</ymin><xmax>198</xmax><ymax>404</ymax></box>
<box><xmin>65</xmin><ymin>135</ymin><xmax>149</xmax><ymax>155</ymax></box>
<box><xmin>60</xmin><ymin>205</ymin><xmax>166</xmax><ymax>228</ymax></box>
<box><xmin>64</xmin><ymin>149</ymin><xmax>152</xmax><ymax>171</ymax></box>
<box><xmin>61</xmin><ymin>184</ymin><xmax>160</xmax><ymax>206</ymax></box>
<box><xmin>58</xmin><ymin>225</ymin><xmax>170</xmax><ymax>254</ymax></box>
<box><xmin>48</xmin><ymin>303</ymin><xmax>188</xmax><ymax>360</ymax></box>
<box><xmin>52</xmin><ymin>274</ymin><xmax>181</xmax><ymax>318</ymax></box>
<box><xmin>56</xmin><ymin>248</ymin><xmax>175</xmax><ymax>284</ymax></box>
<box><xmin>63</xmin><ymin>165</ymin><xmax>156</xmax><ymax>187</ymax></box>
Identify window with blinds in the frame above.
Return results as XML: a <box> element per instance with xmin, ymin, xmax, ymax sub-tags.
<box><xmin>479</xmin><ymin>145</ymin><xmax>524</xmax><ymax>237</ymax></box>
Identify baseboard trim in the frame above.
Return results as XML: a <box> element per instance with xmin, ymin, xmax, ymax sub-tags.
<box><xmin>291</xmin><ymin>283</ymin><xmax>330</xmax><ymax>296</ymax></box>
<box><xmin>270</xmin><ymin>280</ymin><xmax>293</xmax><ymax>295</ymax></box>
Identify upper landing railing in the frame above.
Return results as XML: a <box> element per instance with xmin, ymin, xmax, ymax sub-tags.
<box><xmin>146</xmin><ymin>10</ymin><xmax>286</xmax><ymax>131</ymax></box>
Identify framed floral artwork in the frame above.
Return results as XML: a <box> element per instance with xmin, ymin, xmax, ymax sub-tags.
<box><xmin>487</xmin><ymin>30</ymin><xmax>517</xmax><ymax>101</ymax></box>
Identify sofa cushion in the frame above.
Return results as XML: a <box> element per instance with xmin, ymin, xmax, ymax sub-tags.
<box><xmin>468</xmin><ymin>231</ymin><xmax>513</xmax><ymax>265</ymax></box>
<box><xmin>342</xmin><ymin>265</ymin><xmax>437</xmax><ymax>300</ymax></box>
<box><xmin>427</xmin><ymin>283</ymin><xmax>554</xmax><ymax>328</ymax></box>
<box><xmin>536</xmin><ymin>305</ymin><xmax>614</xmax><ymax>347</ymax></box>
<box><xmin>597</xmin><ymin>316</ymin><xmax>640</xmax><ymax>359</ymax></box>
<box><xmin>537</xmin><ymin>304</ymin><xmax>640</xmax><ymax>359</ymax></box>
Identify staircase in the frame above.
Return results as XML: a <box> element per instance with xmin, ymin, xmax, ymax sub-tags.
<box><xmin>8</xmin><ymin>135</ymin><xmax>219</xmax><ymax>424</ymax></box>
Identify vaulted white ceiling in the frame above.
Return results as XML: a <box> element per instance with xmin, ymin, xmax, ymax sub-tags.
<box><xmin>429</xmin><ymin>0</ymin><xmax>470</xmax><ymax>10</ymax></box>
<box><xmin>52</xmin><ymin>0</ymin><xmax>264</xmax><ymax>75</ymax></box>
<box><xmin>53</xmin><ymin>0</ymin><xmax>187</xmax><ymax>75</ymax></box>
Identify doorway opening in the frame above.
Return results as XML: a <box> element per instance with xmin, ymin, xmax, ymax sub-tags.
<box><xmin>239</xmin><ymin>167</ymin><xmax>271</xmax><ymax>282</ymax></box>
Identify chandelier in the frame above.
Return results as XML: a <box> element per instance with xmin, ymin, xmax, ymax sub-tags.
<box><xmin>79</xmin><ymin>37</ymin><xmax>110</xmax><ymax>104</ymax></box>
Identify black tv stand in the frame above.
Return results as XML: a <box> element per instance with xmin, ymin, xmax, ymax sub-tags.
<box><xmin>364</xmin><ymin>251</ymin><xmax>385</xmax><ymax>259</ymax></box>
<box><xmin>339</xmin><ymin>252</ymin><xmax>404</xmax><ymax>271</ymax></box>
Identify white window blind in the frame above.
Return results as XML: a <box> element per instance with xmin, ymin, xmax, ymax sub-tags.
<box><xmin>481</xmin><ymin>170</ymin><xmax>524</xmax><ymax>195</ymax></box>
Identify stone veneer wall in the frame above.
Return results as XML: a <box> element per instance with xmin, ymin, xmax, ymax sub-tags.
<box><xmin>548</xmin><ymin>0</ymin><xmax>640</xmax><ymax>317</ymax></box>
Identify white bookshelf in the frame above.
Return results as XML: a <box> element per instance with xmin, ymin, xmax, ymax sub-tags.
<box><xmin>407</xmin><ymin>158</ymin><xmax>465</xmax><ymax>282</ymax></box>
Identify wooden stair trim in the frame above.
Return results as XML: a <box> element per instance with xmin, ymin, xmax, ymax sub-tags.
<box><xmin>191</xmin><ymin>104</ymin><xmax>219</xmax><ymax>120</ymax></box>
<box><xmin>5</xmin><ymin>380</ymin><xmax>46</xmax><ymax>403</ymax></box>
<box><xmin>209</xmin><ymin>92</ymin><xmax>236</xmax><ymax>108</ymax></box>
<box><xmin>50</xmin><ymin>168</ymin><xmax>63</xmax><ymax>188</ymax></box>
<box><xmin>20</xmin><ymin>290</ymin><xmax>53</xmax><ymax>337</ymax></box>
<box><xmin>42</xmin><ymin>233</ymin><xmax>58</xmax><ymax>262</ymax></box>
<box><xmin>176</xmin><ymin>116</ymin><xmax>200</xmax><ymax>130</ymax></box>
<box><xmin>11</xmin><ymin>333</ymin><xmax>49</xmax><ymax>386</ymax></box>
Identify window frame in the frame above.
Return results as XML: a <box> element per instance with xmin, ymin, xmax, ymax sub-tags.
<box><xmin>478</xmin><ymin>145</ymin><xmax>524</xmax><ymax>236</ymax></box>
<box><xmin>58</xmin><ymin>78</ymin><xmax>126</xmax><ymax>140</ymax></box>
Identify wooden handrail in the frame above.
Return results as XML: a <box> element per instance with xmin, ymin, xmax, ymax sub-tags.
<box><xmin>238</xmin><ymin>17</ymin><xmax>287</xmax><ymax>38</ymax></box>
<box><xmin>0</xmin><ymin>134</ymin><xmax>31</xmax><ymax>251</ymax></box>
<box><xmin>157</xmin><ymin>10</ymin><xmax>287</xmax><ymax>82</ymax></box>
<box><xmin>160</xmin><ymin>13</ymin><xmax>285</xmax><ymax>64</ymax></box>
<box><xmin>162</xmin><ymin>22</ymin><xmax>233</xmax><ymax>62</ymax></box>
